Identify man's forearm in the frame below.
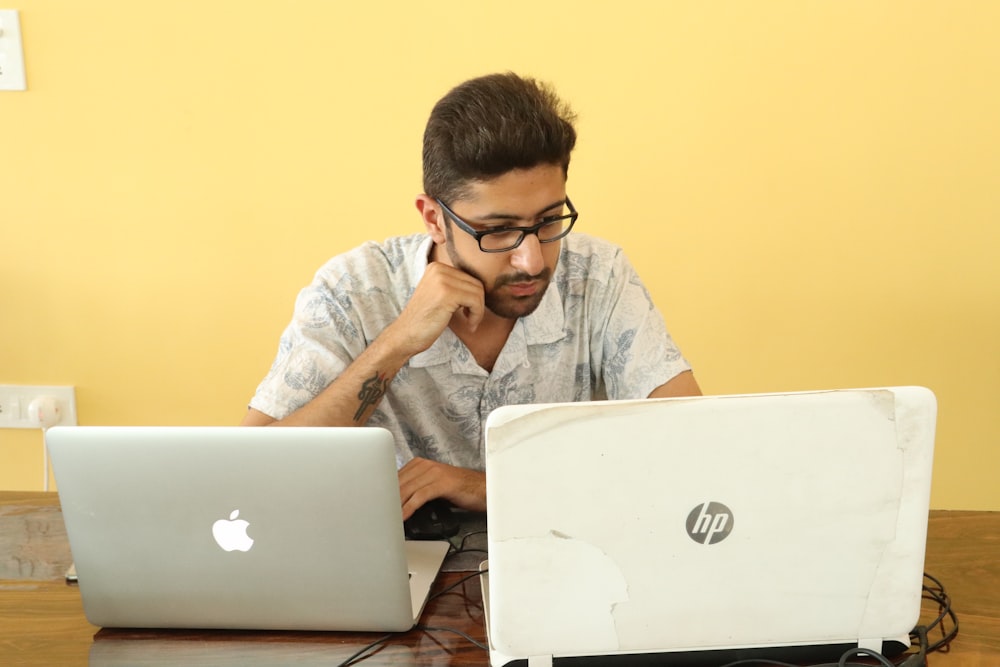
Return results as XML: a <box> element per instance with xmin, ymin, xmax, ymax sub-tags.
<box><xmin>246</xmin><ymin>263</ymin><xmax>479</xmax><ymax>428</ymax></box>
<box><xmin>262</xmin><ymin>329</ymin><xmax>416</xmax><ymax>427</ymax></box>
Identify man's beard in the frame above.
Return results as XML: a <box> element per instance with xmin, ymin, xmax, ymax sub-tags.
<box><xmin>444</xmin><ymin>237</ymin><xmax>553</xmax><ymax>320</ymax></box>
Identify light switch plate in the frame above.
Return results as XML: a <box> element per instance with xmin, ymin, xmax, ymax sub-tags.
<box><xmin>0</xmin><ymin>9</ymin><xmax>27</xmax><ymax>91</ymax></box>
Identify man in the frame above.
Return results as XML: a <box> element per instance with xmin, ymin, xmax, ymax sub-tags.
<box><xmin>242</xmin><ymin>72</ymin><xmax>701</xmax><ymax>519</ymax></box>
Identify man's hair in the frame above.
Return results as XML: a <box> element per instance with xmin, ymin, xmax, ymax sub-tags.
<box><xmin>422</xmin><ymin>72</ymin><xmax>578</xmax><ymax>203</ymax></box>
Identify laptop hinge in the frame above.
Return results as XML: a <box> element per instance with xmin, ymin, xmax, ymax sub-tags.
<box><xmin>858</xmin><ymin>637</ymin><xmax>883</xmax><ymax>653</ymax></box>
<box><xmin>527</xmin><ymin>655</ymin><xmax>553</xmax><ymax>667</ymax></box>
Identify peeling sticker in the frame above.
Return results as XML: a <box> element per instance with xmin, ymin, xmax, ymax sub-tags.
<box><xmin>491</xmin><ymin>533</ymin><xmax>630</xmax><ymax>654</ymax></box>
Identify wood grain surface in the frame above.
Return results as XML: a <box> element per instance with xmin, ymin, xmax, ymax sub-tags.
<box><xmin>1</xmin><ymin>492</ymin><xmax>996</xmax><ymax>666</ymax></box>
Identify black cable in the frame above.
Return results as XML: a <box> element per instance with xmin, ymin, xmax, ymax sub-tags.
<box><xmin>426</xmin><ymin>569</ymin><xmax>486</xmax><ymax>602</ymax></box>
<box><xmin>334</xmin><ymin>633</ymin><xmax>395</xmax><ymax>667</ymax></box>
<box><xmin>897</xmin><ymin>625</ymin><xmax>929</xmax><ymax>667</ymax></box>
<box><xmin>718</xmin><ymin>659</ymin><xmax>810</xmax><ymax>666</ymax></box>
<box><xmin>457</xmin><ymin>529</ymin><xmax>488</xmax><ymax>552</ymax></box>
<box><xmin>417</xmin><ymin>624</ymin><xmax>490</xmax><ymax>650</ymax></box>
<box><xmin>719</xmin><ymin>658</ymin><xmax>894</xmax><ymax>667</ymax></box>
<box><xmin>719</xmin><ymin>660</ymin><xmax>891</xmax><ymax>667</ymax></box>
<box><xmin>449</xmin><ymin>542</ymin><xmax>488</xmax><ymax>559</ymax></box>
<box><xmin>836</xmin><ymin>648</ymin><xmax>896</xmax><ymax>667</ymax></box>
<box><xmin>920</xmin><ymin>572</ymin><xmax>958</xmax><ymax>652</ymax></box>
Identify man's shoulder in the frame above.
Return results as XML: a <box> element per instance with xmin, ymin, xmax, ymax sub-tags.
<box><xmin>336</xmin><ymin>233</ymin><xmax>430</xmax><ymax>266</ymax></box>
<box><xmin>558</xmin><ymin>233</ymin><xmax>627</xmax><ymax>279</ymax></box>
<box><xmin>563</xmin><ymin>231</ymin><xmax>620</xmax><ymax>249</ymax></box>
<box><xmin>315</xmin><ymin>234</ymin><xmax>430</xmax><ymax>285</ymax></box>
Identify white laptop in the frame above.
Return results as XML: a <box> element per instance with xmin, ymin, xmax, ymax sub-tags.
<box><xmin>46</xmin><ymin>426</ymin><xmax>450</xmax><ymax>632</ymax></box>
<box><xmin>482</xmin><ymin>386</ymin><xmax>936</xmax><ymax>666</ymax></box>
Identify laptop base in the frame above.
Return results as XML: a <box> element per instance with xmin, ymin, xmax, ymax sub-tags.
<box><xmin>492</xmin><ymin>641</ymin><xmax>909</xmax><ymax>667</ymax></box>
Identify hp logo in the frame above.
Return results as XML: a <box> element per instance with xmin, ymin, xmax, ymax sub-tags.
<box><xmin>686</xmin><ymin>502</ymin><xmax>734</xmax><ymax>545</ymax></box>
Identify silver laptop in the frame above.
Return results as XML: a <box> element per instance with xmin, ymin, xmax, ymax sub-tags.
<box><xmin>46</xmin><ymin>426</ymin><xmax>450</xmax><ymax>632</ymax></box>
<box><xmin>88</xmin><ymin>636</ymin><xmax>417</xmax><ymax>666</ymax></box>
<box><xmin>482</xmin><ymin>386</ymin><xmax>936</xmax><ymax>666</ymax></box>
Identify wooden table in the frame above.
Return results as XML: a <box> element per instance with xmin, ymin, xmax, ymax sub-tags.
<box><xmin>2</xmin><ymin>492</ymin><xmax>997</xmax><ymax>666</ymax></box>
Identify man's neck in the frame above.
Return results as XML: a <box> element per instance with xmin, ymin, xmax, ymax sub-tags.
<box><xmin>450</xmin><ymin>310</ymin><xmax>516</xmax><ymax>373</ymax></box>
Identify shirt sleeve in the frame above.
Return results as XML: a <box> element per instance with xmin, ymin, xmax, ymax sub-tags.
<box><xmin>248</xmin><ymin>271</ymin><xmax>366</xmax><ymax>420</ymax></box>
<box><xmin>590</xmin><ymin>247</ymin><xmax>691</xmax><ymax>400</ymax></box>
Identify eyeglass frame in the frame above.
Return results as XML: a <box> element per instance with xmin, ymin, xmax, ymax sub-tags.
<box><xmin>435</xmin><ymin>196</ymin><xmax>578</xmax><ymax>253</ymax></box>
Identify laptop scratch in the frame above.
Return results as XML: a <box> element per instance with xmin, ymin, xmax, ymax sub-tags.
<box><xmin>493</xmin><ymin>532</ymin><xmax>630</xmax><ymax>651</ymax></box>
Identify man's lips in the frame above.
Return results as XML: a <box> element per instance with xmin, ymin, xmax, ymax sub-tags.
<box><xmin>506</xmin><ymin>281</ymin><xmax>539</xmax><ymax>297</ymax></box>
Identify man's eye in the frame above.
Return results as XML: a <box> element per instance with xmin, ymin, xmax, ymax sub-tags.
<box><xmin>488</xmin><ymin>229</ymin><xmax>521</xmax><ymax>238</ymax></box>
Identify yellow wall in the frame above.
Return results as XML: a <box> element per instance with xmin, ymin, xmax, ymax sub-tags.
<box><xmin>2</xmin><ymin>2</ymin><xmax>997</xmax><ymax>509</ymax></box>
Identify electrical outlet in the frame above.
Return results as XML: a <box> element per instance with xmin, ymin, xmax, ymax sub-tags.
<box><xmin>0</xmin><ymin>9</ymin><xmax>28</xmax><ymax>91</ymax></box>
<box><xmin>0</xmin><ymin>385</ymin><xmax>77</xmax><ymax>428</ymax></box>
<box><xmin>0</xmin><ymin>393</ymin><xmax>10</xmax><ymax>422</ymax></box>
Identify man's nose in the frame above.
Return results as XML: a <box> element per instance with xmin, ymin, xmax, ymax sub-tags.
<box><xmin>510</xmin><ymin>233</ymin><xmax>545</xmax><ymax>275</ymax></box>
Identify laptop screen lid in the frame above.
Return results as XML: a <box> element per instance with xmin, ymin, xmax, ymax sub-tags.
<box><xmin>46</xmin><ymin>426</ymin><xmax>449</xmax><ymax>632</ymax></box>
<box><xmin>483</xmin><ymin>387</ymin><xmax>936</xmax><ymax>666</ymax></box>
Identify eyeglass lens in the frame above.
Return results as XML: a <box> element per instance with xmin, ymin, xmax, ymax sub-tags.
<box><xmin>479</xmin><ymin>218</ymin><xmax>570</xmax><ymax>251</ymax></box>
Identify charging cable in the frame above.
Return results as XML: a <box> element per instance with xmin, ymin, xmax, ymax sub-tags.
<box><xmin>28</xmin><ymin>396</ymin><xmax>61</xmax><ymax>491</ymax></box>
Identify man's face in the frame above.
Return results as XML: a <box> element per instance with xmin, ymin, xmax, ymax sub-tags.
<box><xmin>435</xmin><ymin>164</ymin><xmax>568</xmax><ymax>320</ymax></box>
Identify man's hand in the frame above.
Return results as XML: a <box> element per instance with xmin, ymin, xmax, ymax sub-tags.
<box><xmin>398</xmin><ymin>457</ymin><xmax>487</xmax><ymax>520</ymax></box>
<box><xmin>383</xmin><ymin>262</ymin><xmax>486</xmax><ymax>358</ymax></box>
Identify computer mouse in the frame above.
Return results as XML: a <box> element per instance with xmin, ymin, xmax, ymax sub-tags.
<box><xmin>403</xmin><ymin>498</ymin><xmax>461</xmax><ymax>540</ymax></box>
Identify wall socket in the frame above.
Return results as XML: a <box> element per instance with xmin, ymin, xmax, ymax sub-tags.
<box><xmin>0</xmin><ymin>385</ymin><xmax>77</xmax><ymax>428</ymax></box>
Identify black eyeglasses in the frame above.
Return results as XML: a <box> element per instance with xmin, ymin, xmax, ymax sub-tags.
<box><xmin>435</xmin><ymin>197</ymin><xmax>578</xmax><ymax>253</ymax></box>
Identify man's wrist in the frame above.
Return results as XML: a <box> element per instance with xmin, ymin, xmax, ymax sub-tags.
<box><xmin>373</xmin><ymin>320</ymin><xmax>431</xmax><ymax>365</ymax></box>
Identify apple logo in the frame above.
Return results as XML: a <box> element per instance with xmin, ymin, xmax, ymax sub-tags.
<box><xmin>212</xmin><ymin>509</ymin><xmax>254</xmax><ymax>552</ymax></box>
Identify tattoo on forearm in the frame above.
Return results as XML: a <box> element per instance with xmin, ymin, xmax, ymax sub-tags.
<box><xmin>354</xmin><ymin>371</ymin><xmax>390</xmax><ymax>422</ymax></box>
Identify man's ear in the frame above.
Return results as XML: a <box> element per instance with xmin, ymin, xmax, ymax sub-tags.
<box><xmin>415</xmin><ymin>195</ymin><xmax>448</xmax><ymax>244</ymax></box>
